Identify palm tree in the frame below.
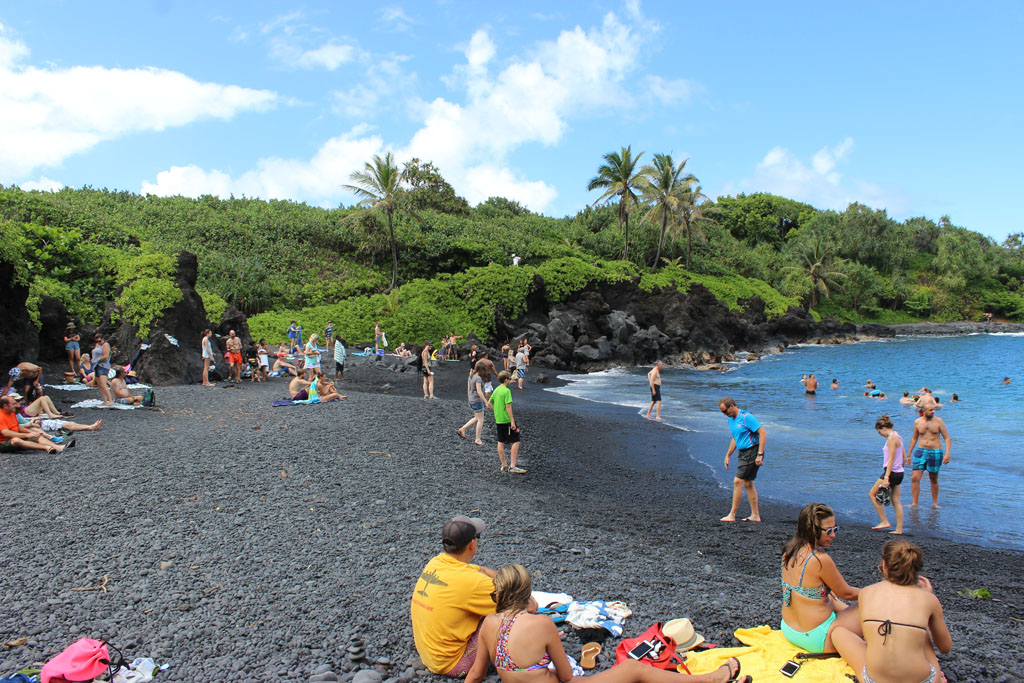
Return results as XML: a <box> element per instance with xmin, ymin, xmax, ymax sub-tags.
<box><xmin>783</xmin><ymin>231</ymin><xmax>848</xmax><ymax>309</ymax></box>
<box><xmin>677</xmin><ymin>184</ymin><xmax>716</xmax><ymax>271</ymax></box>
<box><xmin>342</xmin><ymin>152</ymin><xmax>418</xmax><ymax>292</ymax></box>
<box><xmin>587</xmin><ymin>146</ymin><xmax>644</xmax><ymax>261</ymax></box>
<box><xmin>638</xmin><ymin>154</ymin><xmax>695</xmax><ymax>270</ymax></box>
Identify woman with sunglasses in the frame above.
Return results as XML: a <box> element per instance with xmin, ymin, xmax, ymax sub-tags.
<box><xmin>780</xmin><ymin>503</ymin><xmax>862</xmax><ymax>654</ymax></box>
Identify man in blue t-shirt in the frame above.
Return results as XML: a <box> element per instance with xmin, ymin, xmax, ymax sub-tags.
<box><xmin>719</xmin><ymin>396</ymin><xmax>767</xmax><ymax>523</ymax></box>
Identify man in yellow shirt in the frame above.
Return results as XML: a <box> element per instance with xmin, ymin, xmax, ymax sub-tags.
<box><xmin>411</xmin><ymin>516</ymin><xmax>497</xmax><ymax>680</ymax></box>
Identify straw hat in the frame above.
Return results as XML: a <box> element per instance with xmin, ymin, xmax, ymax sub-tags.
<box><xmin>663</xmin><ymin>618</ymin><xmax>705</xmax><ymax>651</ymax></box>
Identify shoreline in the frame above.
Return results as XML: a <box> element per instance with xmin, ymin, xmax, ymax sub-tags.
<box><xmin>1</xmin><ymin>357</ymin><xmax>1021</xmax><ymax>681</ymax></box>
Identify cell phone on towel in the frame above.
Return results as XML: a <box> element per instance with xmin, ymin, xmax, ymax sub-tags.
<box><xmin>627</xmin><ymin>640</ymin><xmax>655</xmax><ymax>660</ymax></box>
<box><xmin>780</xmin><ymin>659</ymin><xmax>801</xmax><ymax>677</ymax></box>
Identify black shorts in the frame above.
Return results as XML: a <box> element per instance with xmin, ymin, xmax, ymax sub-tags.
<box><xmin>335</xmin><ymin>361</ymin><xmax>345</xmax><ymax>372</ymax></box>
<box><xmin>736</xmin><ymin>445</ymin><xmax>761</xmax><ymax>481</ymax></box>
<box><xmin>881</xmin><ymin>470</ymin><xmax>904</xmax><ymax>487</ymax></box>
<box><xmin>496</xmin><ymin>423</ymin><xmax>520</xmax><ymax>444</ymax></box>
<box><xmin>421</xmin><ymin>366</ymin><xmax>431</xmax><ymax>377</ymax></box>
<box><xmin>651</xmin><ymin>385</ymin><xmax>662</xmax><ymax>402</ymax></box>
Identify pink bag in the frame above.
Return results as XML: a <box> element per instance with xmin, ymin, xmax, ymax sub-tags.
<box><xmin>41</xmin><ymin>638</ymin><xmax>112</xmax><ymax>683</ymax></box>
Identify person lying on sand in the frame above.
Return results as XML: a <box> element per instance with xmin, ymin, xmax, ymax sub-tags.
<box><xmin>111</xmin><ymin>368</ymin><xmax>142</xmax><ymax>406</ymax></box>
<box><xmin>16</xmin><ymin>393</ymin><xmax>68</xmax><ymax>419</ymax></box>
<box><xmin>477</xmin><ymin>563</ymin><xmax>750</xmax><ymax>683</ymax></box>
<box><xmin>21</xmin><ymin>414</ymin><xmax>102</xmax><ymax>433</ymax></box>
<box><xmin>780</xmin><ymin>503</ymin><xmax>861</xmax><ymax>655</ymax></box>
<box><xmin>832</xmin><ymin>539</ymin><xmax>951</xmax><ymax>683</ymax></box>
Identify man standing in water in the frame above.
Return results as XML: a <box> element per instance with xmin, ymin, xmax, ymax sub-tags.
<box><xmin>803</xmin><ymin>373</ymin><xmax>818</xmax><ymax>395</ymax></box>
<box><xmin>646</xmin><ymin>360</ymin><xmax>663</xmax><ymax>420</ymax></box>
<box><xmin>906</xmin><ymin>406</ymin><xmax>951</xmax><ymax>508</ymax></box>
<box><xmin>719</xmin><ymin>397</ymin><xmax>766</xmax><ymax>522</ymax></box>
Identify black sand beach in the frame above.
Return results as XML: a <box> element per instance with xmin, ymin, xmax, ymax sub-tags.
<box><xmin>1</xmin><ymin>357</ymin><xmax>1021</xmax><ymax>682</ymax></box>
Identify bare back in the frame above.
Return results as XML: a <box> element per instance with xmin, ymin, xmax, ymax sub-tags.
<box><xmin>479</xmin><ymin>611</ymin><xmax>559</xmax><ymax>683</ymax></box>
<box><xmin>859</xmin><ymin>581</ymin><xmax>949</xmax><ymax>683</ymax></box>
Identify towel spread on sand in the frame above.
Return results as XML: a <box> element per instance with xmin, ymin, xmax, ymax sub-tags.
<box><xmin>682</xmin><ymin>625</ymin><xmax>856</xmax><ymax>682</ymax></box>
<box><xmin>46</xmin><ymin>383</ymin><xmax>152</xmax><ymax>391</ymax></box>
<box><xmin>532</xmin><ymin>591</ymin><xmax>574</xmax><ymax>607</ymax></box>
<box><xmin>565</xmin><ymin>600</ymin><xmax>632</xmax><ymax>636</ymax></box>
<box><xmin>70</xmin><ymin>399</ymin><xmax>137</xmax><ymax>410</ymax></box>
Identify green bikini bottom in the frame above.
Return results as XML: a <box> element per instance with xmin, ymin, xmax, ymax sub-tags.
<box><xmin>780</xmin><ymin>611</ymin><xmax>837</xmax><ymax>653</ymax></box>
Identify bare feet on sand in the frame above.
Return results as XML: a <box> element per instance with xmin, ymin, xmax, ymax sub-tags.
<box><xmin>872</xmin><ymin>523</ymin><xmax>892</xmax><ymax>530</ymax></box>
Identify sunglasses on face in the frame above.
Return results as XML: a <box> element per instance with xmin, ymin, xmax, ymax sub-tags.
<box><xmin>823</xmin><ymin>526</ymin><xmax>840</xmax><ymax>535</ymax></box>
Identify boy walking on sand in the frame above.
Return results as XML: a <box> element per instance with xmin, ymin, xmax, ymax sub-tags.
<box><xmin>491</xmin><ymin>372</ymin><xmax>525</xmax><ymax>474</ymax></box>
<box><xmin>646</xmin><ymin>360</ymin><xmax>663</xmax><ymax>420</ymax></box>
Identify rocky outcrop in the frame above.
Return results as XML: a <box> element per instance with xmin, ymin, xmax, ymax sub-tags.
<box><xmin>37</xmin><ymin>296</ymin><xmax>72</xmax><ymax>361</ymax></box>
<box><xmin>500</xmin><ymin>279</ymin><xmax>897</xmax><ymax>371</ymax></box>
<box><xmin>100</xmin><ymin>251</ymin><xmax>227</xmax><ymax>385</ymax></box>
<box><xmin>0</xmin><ymin>261</ymin><xmax>39</xmax><ymax>367</ymax></box>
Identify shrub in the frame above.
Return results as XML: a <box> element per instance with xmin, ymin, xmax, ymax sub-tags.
<box><xmin>198</xmin><ymin>289</ymin><xmax>228</xmax><ymax>324</ymax></box>
<box><xmin>112</xmin><ymin>277</ymin><xmax>183</xmax><ymax>336</ymax></box>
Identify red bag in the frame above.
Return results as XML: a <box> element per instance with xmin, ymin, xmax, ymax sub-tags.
<box><xmin>614</xmin><ymin>622</ymin><xmax>690</xmax><ymax>673</ymax></box>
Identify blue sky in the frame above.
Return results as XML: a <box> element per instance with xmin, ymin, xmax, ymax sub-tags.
<box><xmin>1</xmin><ymin>1</ymin><xmax>1021</xmax><ymax>241</ymax></box>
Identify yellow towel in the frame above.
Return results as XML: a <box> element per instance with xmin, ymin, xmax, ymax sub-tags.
<box><xmin>682</xmin><ymin>625</ymin><xmax>856</xmax><ymax>682</ymax></box>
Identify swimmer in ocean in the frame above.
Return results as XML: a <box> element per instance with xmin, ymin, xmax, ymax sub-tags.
<box><xmin>899</xmin><ymin>391</ymin><xmax>915</xmax><ymax>404</ymax></box>
<box><xmin>830</xmin><ymin>378</ymin><xmax>838</xmax><ymax>389</ymax></box>
<box><xmin>803</xmin><ymin>373</ymin><xmax>818</xmax><ymax>395</ymax></box>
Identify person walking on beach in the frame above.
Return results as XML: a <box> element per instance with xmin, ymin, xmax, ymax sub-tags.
<box><xmin>422</xmin><ymin>342</ymin><xmax>436</xmax><ymax>399</ymax></box>
<box><xmin>646</xmin><ymin>360</ymin><xmax>663</xmax><ymax>420</ymax></box>
<box><xmin>225</xmin><ymin>330</ymin><xmax>243</xmax><ymax>383</ymax></box>
<box><xmin>333</xmin><ymin>337</ymin><xmax>347</xmax><ymax>380</ymax></box>
<box><xmin>458</xmin><ymin>361</ymin><xmax>492</xmax><ymax>446</ymax></box>
<box><xmin>375</xmin><ymin>321</ymin><xmax>383</xmax><ymax>354</ymax></box>
<box><xmin>718</xmin><ymin>397</ymin><xmax>766</xmax><ymax>522</ymax></box>
<box><xmin>200</xmin><ymin>329</ymin><xmax>215</xmax><ymax>386</ymax></box>
<box><xmin>906</xmin><ymin>406</ymin><xmax>951</xmax><ymax>508</ymax></box>
<box><xmin>324</xmin><ymin>321</ymin><xmax>334</xmax><ymax>350</ymax></box>
<box><xmin>869</xmin><ymin>415</ymin><xmax>905</xmax><ymax>534</ymax></box>
<box><xmin>492</xmin><ymin>371</ymin><xmax>525</xmax><ymax>474</ymax></box>
<box><xmin>288</xmin><ymin>320</ymin><xmax>298</xmax><ymax>353</ymax></box>
<box><xmin>514</xmin><ymin>345</ymin><xmax>527</xmax><ymax>390</ymax></box>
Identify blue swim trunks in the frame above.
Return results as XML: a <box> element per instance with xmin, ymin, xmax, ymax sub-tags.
<box><xmin>913</xmin><ymin>448</ymin><xmax>943</xmax><ymax>474</ymax></box>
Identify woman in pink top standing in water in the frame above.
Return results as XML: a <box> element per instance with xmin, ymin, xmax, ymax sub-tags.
<box><xmin>870</xmin><ymin>414</ymin><xmax>906</xmax><ymax>534</ymax></box>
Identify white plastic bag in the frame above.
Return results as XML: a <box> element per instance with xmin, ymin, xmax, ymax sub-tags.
<box><xmin>381</xmin><ymin>331</ymin><xmax>388</xmax><ymax>348</ymax></box>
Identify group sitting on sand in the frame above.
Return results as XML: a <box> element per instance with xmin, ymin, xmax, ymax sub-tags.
<box><xmin>412</xmin><ymin>505</ymin><xmax>950</xmax><ymax>683</ymax></box>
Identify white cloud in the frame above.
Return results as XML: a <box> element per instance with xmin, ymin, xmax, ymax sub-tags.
<box><xmin>0</xmin><ymin>26</ymin><xmax>278</xmax><ymax>183</ymax></box>
<box><xmin>141</xmin><ymin>127</ymin><xmax>385</xmax><ymax>206</ymax></box>
<box><xmin>646</xmin><ymin>75</ymin><xmax>700</xmax><ymax>104</ymax></box>
<box><xmin>380</xmin><ymin>7</ymin><xmax>415</xmax><ymax>32</ymax></box>
<box><xmin>142</xmin><ymin>8</ymin><xmax>663</xmax><ymax>214</ymax></box>
<box><xmin>270</xmin><ymin>37</ymin><xmax>357</xmax><ymax>71</ymax></box>
<box><xmin>727</xmin><ymin>138</ymin><xmax>905</xmax><ymax>213</ymax></box>
<box><xmin>18</xmin><ymin>176</ymin><xmax>64</xmax><ymax>192</ymax></box>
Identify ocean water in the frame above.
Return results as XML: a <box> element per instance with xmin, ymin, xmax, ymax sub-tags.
<box><xmin>544</xmin><ymin>333</ymin><xmax>1024</xmax><ymax>550</ymax></box>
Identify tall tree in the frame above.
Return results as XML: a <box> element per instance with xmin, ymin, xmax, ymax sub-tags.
<box><xmin>783</xmin><ymin>230</ymin><xmax>848</xmax><ymax>309</ymax></box>
<box><xmin>587</xmin><ymin>146</ymin><xmax>644</xmax><ymax>261</ymax></box>
<box><xmin>677</xmin><ymin>184</ymin><xmax>715</xmax><ymax>271</ymax></box>
<box><xmin>342</xmin><ymin>152</ymin><xmax>418</xmax><ymax>292</ymax></box>
<box><xmin>638</xmin><ymin>154</ymin><xmax>695</xmax><ymax>270</ymax></box>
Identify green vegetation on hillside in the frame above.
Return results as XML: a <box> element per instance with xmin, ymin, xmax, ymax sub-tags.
<box><xmin>1</xmin><ymin>152</ymin><xmax>1021</xmax><ymax>346</ymax></box>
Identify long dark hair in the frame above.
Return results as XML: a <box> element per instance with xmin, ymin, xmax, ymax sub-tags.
<box><xmin>474</xmin><ymin>360</ymin><xmax>491</xmax><ymax>383</ymax></box>
<box><xmin>783</xmin><ymin>503</ymin><xmax>834</xmax><ymax>567</ymax></box>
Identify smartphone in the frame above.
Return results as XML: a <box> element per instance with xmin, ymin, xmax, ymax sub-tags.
<box><xmin>627</xmin><ymin>640</ymin><xmax>655</xmax><ymax>660</ymax></box>
<box><xmin>780</xmin><ymin>660</ymin><xmax>801</xmax><ymax>677</ymax></box>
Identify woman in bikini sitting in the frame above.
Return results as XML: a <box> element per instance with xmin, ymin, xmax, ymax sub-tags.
<box><xmin>476</xmin><ymin>564</ymin><xmax>749</xmax><ymax>683</ymax></box>
<box><xmin>833</xmin><ymin>540</ymin><xmax>951</xmax><ymax>683</ymax></box>
<box><xmin>780</xmin><ymin>503</ymin><xmax>861</xmax><ymax>654</ymax></box>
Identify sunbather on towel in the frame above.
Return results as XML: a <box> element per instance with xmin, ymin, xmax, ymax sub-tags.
<box><xmin>288</xmin><ymin>376</ymin><xmax>312</xmax><ymax>400</ymax></box>
<box><xmin>832</xmin><ymin>539</ymin><xmax>951</xmax><ymax>683</ymax></box>
<box><xmin>111</xmin><ymin>368</ymin><xmax>142</xmax><ymax>406</ymax></box>
<box><xmin>0</xmin><ymin>396</ymin><xmax>66</xmax><ymax>453</ymax></box>
<box><xmin>780</xmin><ymin>503</ymin><xmax>862</xmax><ymax>654</ymax></box>
<box><xmin>18</xmin><ymin>394</ymin><xmax>66</xmax><ymax>419</ymax></box>
<box><xmin>478</xmin><ymin>563</ymin><xmax>749</xmax><ymax>683</ymax></box>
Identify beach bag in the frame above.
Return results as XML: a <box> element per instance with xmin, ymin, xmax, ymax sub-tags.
<box><xmin>142</xmin><ymin>388</ymin><xmax>156</xmax><ymax>408</ymax></box>
<box><xmin>381</xmin><ymin>331</ymin><xmax>388</xmax><ymax>348</ymax></box>
<box><xmin>41</xmin><ymin>638</ymin><xmax>125</xmax><ymax>683</ymax></box>
<box><xmin>614</xmin><ymin>622</ymin><xmax>690</xmax><ymax>672</ymax></box>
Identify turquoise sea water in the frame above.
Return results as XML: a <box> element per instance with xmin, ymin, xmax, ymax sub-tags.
<box><xmin>545</xmin><ymin>333</ymin><xmax>1024</xmax><ymax>550</ymax></box>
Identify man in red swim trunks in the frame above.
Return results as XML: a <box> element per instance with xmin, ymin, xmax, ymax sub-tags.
<box><xmin>225</xmin><ymin>330</ymin><xmax>243</xmax><ymax>383</ymax></box>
